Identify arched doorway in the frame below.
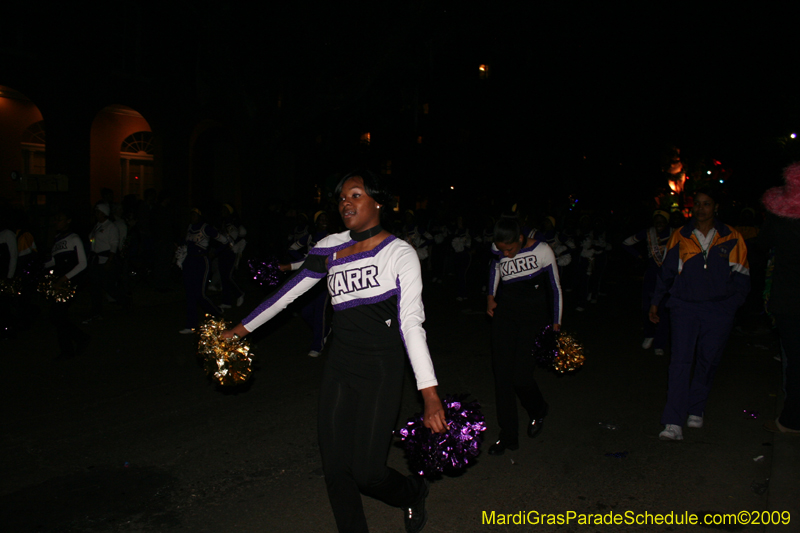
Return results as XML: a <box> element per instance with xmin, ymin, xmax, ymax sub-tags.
<box><xmin>90</xmin><ymin>105</ymin><xmax>155</xmax><ymax>204</ymax></box>
<box><xmin>0</xmin><ymin>85</ymin><xmax>45</xmax><ymax>202</ymax></box>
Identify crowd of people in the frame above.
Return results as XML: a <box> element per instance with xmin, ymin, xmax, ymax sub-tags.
<box><xmin>2</xmin><ymin>164</ymin><xmax>798</xmax><ymax>532</ymax></box>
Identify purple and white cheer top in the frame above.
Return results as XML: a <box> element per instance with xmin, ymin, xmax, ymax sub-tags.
<box><xmin>489</xmin><ymin>240</ymin><xmax>563</xmax><ymax>323</ymax></box>
<box><xmin>242</xmin><ymin>231</ymin><xmax>437</xmax><ymax>390</ymax></box>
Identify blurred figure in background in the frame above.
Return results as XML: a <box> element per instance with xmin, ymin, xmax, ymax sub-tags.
<box><xmin>759</xmin><ymin>163</ymin><xmax>800</xmax><ymax>434</ymax></box>
<box><xmin>622</xmin><ymin>210</ymin><xmax>674</xmax><ymax>355</ymax></box>
<box><xmin>44</xmin><ymin>209</ymin><xmax>90</xmax><ymax>358</ymax></box>
<box><xmin>179</xmin><ymin>208</ymin><xmax>228</xmax><ymax>334</ymax></box>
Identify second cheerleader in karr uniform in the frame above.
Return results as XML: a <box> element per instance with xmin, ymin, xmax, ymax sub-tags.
<box><xmin>486</xmin><ymin>215</ymin><xmax>563</xmax><ymax>455</ymax></box>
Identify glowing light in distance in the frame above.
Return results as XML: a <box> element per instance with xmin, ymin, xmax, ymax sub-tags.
<box><xmin>450</xmin><ymin>186</ymin><xmax>454</xmax><ymax>190</ymax></box>
<box><xmin>707</xmin><ymin>171</ymin><xmax>711</xmax><ymax>175</ymax></box>
<box><xmin>719</xmin><ymin>179</ymin><xmax>724</xmax><ymax>184</ymax></box>
<box><xmin>792</xmin><ymin>133</ymin><xmax>797</xmax><ymax>139</ymax></box>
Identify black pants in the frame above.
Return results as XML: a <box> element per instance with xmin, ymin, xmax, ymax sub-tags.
<box><xmin>49</xmin><ymin>299</ymin><xmax>89</xmax><ymax>357</ymax></box>
<box><xmin>218</xmin><ymin>250</ymin><xmax>243</xmax><ymax>305</ymax></box>
<box><xmin>318</xmin><ymin>338</ymin><xmax>423</xmax><ymax>533</ymax></box>
<box><xmin>491</xmin><ymin>307</ymin><xmax>547</xmax><ymax>441</ymax></box>
<box><xmin>88</xmin><ymin>260</ymin><xmax>128</xmax><ymax>315</ymax></box>
<box><xmin>775</xmin><ymin>313</ymin><xmax>800</xmax><ymax>429</ymax></box>
<box><xmin>182</xmin><ymin>256</ymin><xmax>220</xmax><ymax>329</ymax></box>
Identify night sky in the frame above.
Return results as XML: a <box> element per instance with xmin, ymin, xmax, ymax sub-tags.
<box><xmin>6</xmin><ymin>3</ymin><xmax>799</xmax><ymax>213</ymax></box>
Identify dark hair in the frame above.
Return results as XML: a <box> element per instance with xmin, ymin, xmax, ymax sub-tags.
<box><xmin>692</xmin><ymin>181</ymin><xmax>722</xmax><ymax>204</ymax></box>
<box><xmin>334</xmin><ymin>169</ymin><xmax>395</xmax><ymax>208</ymax></box>
<box><xmin>54</xmin><ymin>206</ymin><xmax>74</xmax><ymax>223</ymax></box>
<box><xmin>493</xmin><ymin>214</ymin><xmax>522</xmax><ymax>244</ymax></box>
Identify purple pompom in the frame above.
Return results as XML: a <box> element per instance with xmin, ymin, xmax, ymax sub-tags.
<box><xmin>248</xmin><ymin>257</ymin><xmax>284</xmax><ymax>289</ymax></box>
<box><xmin>397</xmin><ymin>394</ymin><xmax>487</xmax><ymax>477</ymax></box>
<box><xmin>533</xmin><ymin>324</ymin><xmax>558</xmax><ymax>367</ymax></box>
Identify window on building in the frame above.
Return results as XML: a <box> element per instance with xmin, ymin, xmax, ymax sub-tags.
<box><xmin>21</xmin><ymin>120</ymin><xmax>46</xmax><ymax>175</ymax></box>
<box><xmin>120</xmin><ymin>131</ymin><xmax>154</xmax><ymax>197</ymax></box>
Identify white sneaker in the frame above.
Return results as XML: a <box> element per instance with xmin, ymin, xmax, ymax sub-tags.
<box><xmin>642</xmin><ymin>337</ymin><xmax>654</xmax><ymax>349</ymax></box>
<box><xmin>687</xmin><ymin>415</ymin><xmax>704</xmax><ymax>428</ymax></box>
<box><xmin>654</xmin><ymin>348</ymin><xmax>665</xmax><ymax>356</ymax></box>
<box><xmin>308</xmin><ymin>350</ymin><xmax>320</xmax><ymax>358</ymax></box>
<box><xmin>659</xmin><ymin>424</ymin><xmax>683</xmax><ymax>440</ymax></box>
<box><xmin>178</xmin><ymin>328</ymin><xmax>195</xmax><ymax>335</ymax></box>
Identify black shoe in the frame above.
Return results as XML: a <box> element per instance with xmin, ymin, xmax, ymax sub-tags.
<box><xmin>527</xmin><ymin>403</ymin><xmax>549</xmax><ymax>439</ymax></box>
<box><xmin>488</xmin><ymin>438</ymin><xmax>519</xmax><ymax>455</ymax></box>
<box><xmin>404</xmin><ymin>477</ymin><xmax>429</xmax><ymax>533</ymax></box>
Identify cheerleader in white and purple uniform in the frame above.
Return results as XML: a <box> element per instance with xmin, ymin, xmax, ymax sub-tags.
<box><xmin>486</xmin><ymin>215</ymin><xmax>562</xmax><ymax>455</ymax></box>
<box><xmin>43</xmin><ymin>210</ymin><xmax>90</xmax><ymax>357</ymax></box>
<box><xmin>223</xmin><ymin>171</ymin><xmax>446</xmax><ymax>533</ymax></box>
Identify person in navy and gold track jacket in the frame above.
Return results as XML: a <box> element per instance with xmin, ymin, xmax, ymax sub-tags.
<box><xmin>650</xmin><ymin>187</ymin><xmax>749</xmax><ymax>441</ymax></box>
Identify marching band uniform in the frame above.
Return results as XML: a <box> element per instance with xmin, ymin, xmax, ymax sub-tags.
<box><xmin>182</xmin><ymin>221</ymin><xmax>229</xmax><ymax>332</ymax></box>
<box><xmin>87</xmin><ymin>206</ymin><xmax>125</xmax><ymax>317</ymax></box>
<box><xmin>622</xmin><ymin>220</ymin><xmax>674</xmax><ymax>352</ymax></box>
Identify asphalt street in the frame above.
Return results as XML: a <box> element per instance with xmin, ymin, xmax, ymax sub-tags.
<box><xmin>2</xmin><ymin>256</ymin><xmax>798</xmax><ymax>533</ymax></box>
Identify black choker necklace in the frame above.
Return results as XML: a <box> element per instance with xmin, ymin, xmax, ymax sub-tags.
<box><xmin>351</xmin><ymin>224</ymin><xmax>383</xmax><ymax>242</ymax></box>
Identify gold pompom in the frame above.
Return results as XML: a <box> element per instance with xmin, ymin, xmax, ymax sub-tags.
<box><xmin>198</xmin><ymin>315</ymin><xmax>254</xmax><ymax>386</ymax></box>
<box><xmin>553</xmin><ymin>332</ymin><xmax>585</xmax><ymax>373</ymax></box>
<box><xmin>0</xmin><ymin>278</ymin><xmax>23</xmax><ymax>297</ymax></box>
<box><xmin>37</xmin><ymin>272</ymin><xmax>76</xmax><ymax>303</ymax></box>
